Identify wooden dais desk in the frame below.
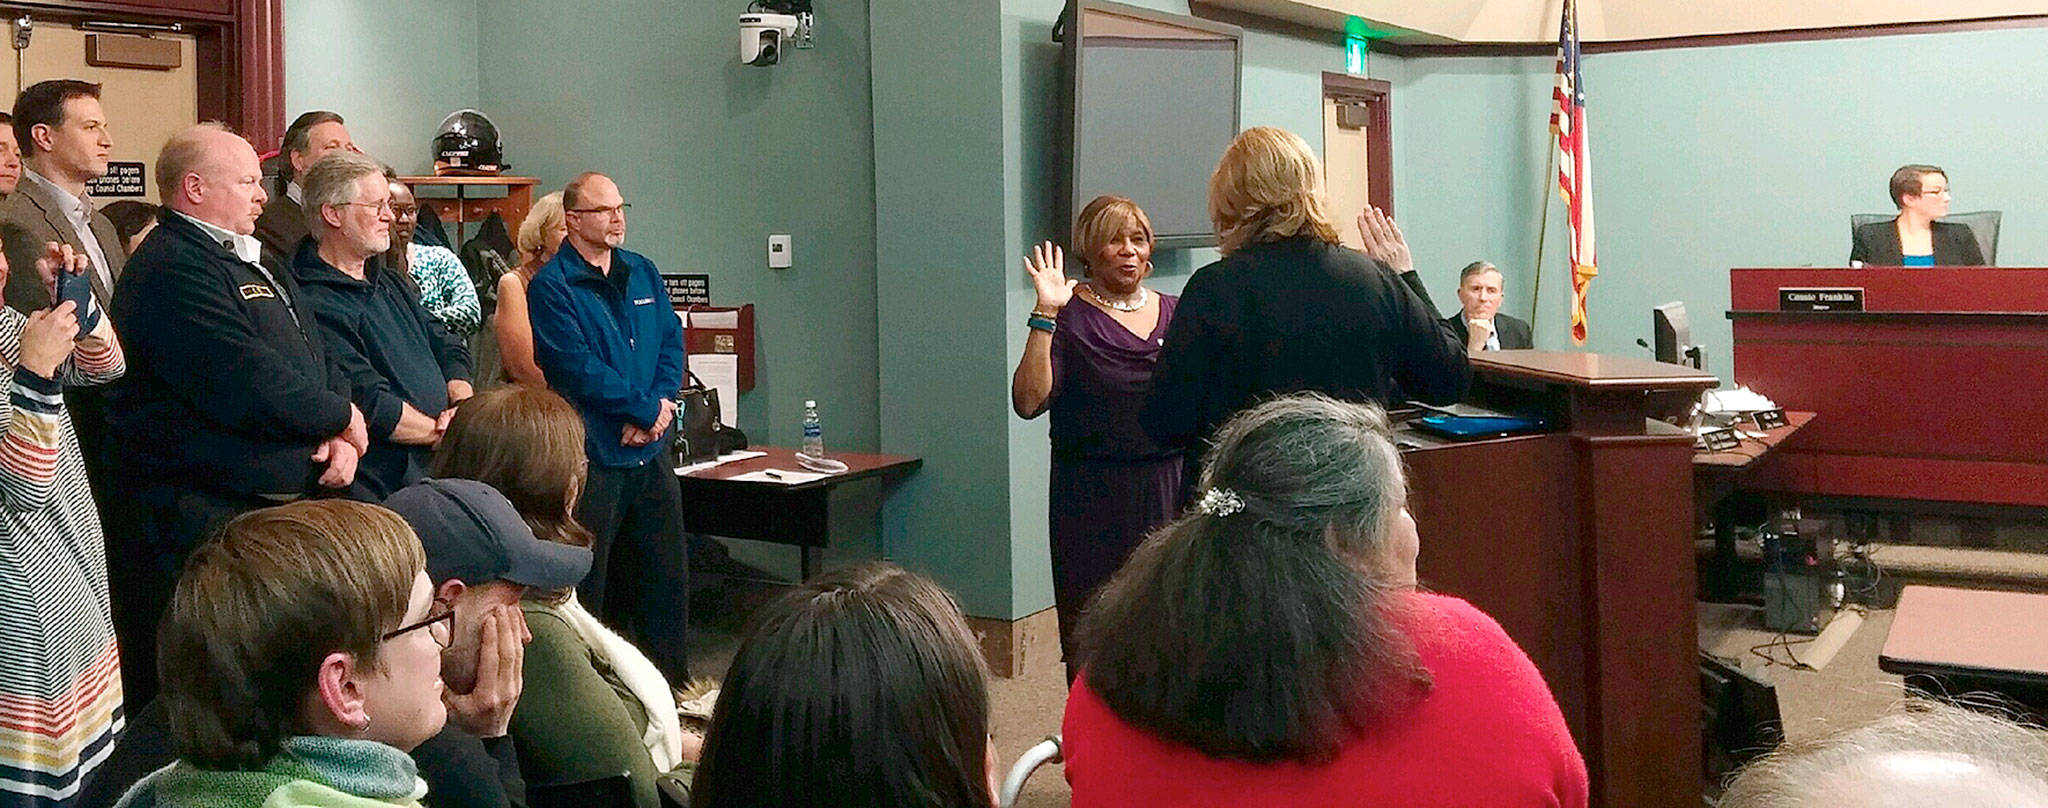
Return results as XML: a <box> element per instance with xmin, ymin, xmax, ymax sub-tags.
<box><xmin>1881</xmin><ymin>585</ymin><xmax>2048</xmax><ymax>715</ymax></box>
<box><xmin>676</xmin><ymin>446</ymin><xmax>921</xmax><ymax>580</ymax></box>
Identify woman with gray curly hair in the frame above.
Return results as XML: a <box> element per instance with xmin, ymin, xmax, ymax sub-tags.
<box><xmin>1721</xmin><ymin>699</ymin><xmax>2048</xmax><ymax>807</ymax></box>
<box><xmin>1064</xmin><ymin>393</ymin><xmax>1586</xmax><ymax>808</ymax></box>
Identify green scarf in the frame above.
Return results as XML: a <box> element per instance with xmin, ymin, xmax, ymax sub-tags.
<box><xmin>129</xmin><ymin>736</ymin><xmax>425</xmax><ymax>808</ymax></box>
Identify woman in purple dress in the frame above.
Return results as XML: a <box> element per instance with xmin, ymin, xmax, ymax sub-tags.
<box><xmin>1011</xmin><ymin>195</ymin><xmax>1181</xmax><ymax>681</ymax></box>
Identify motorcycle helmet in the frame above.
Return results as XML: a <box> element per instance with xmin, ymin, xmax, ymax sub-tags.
<box><xmin>433</xmin><ymin>109</ymin><xmax>505</xmax><ymax>175</ymax></box>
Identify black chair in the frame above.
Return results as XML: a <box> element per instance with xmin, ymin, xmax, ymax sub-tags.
<box><xmin>528</xmin><ymin>772</ymin><xmax>634</xmax><ymax>808</ymax></box>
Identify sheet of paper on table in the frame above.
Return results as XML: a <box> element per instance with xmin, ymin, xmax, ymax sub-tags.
<box><xmin>728</xmin><ymin>468</ymin><xmax>832</xmax><ymax>485</ymax></box>
<box><xmin>674</xmin><ymin>449</ymin><xmax>766</xmax><ymax>476</ymax></box>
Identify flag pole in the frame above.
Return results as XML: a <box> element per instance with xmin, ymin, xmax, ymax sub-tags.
<box><xmin>1529</xmin><ymin>141</ymin><xmax>1556</xmax><ymax>336</ymax></box>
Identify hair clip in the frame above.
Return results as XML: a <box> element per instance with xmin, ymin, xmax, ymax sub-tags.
<box><xmin>1194</xmin><ymin>487</ymin><xmax>1245</xmax><ymax>517</ymax></box>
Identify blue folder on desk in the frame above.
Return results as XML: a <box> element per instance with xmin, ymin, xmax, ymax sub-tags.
<box><xmin>1411</xmin><ymin>414</ymin><xmax>1549</xmax><ymax>441</ymax></box>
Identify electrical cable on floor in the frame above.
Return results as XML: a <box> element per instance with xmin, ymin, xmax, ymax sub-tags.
<box><xmin>1749</xmin><ymin>632</ymin><xmax>1814</xmax><ymax>670</ymax></box>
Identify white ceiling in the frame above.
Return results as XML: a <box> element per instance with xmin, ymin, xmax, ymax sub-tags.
<box><xmin>1197</xmin><ymin>0</ymin><xmax>2048</xmax><ymax>44</ymax></box>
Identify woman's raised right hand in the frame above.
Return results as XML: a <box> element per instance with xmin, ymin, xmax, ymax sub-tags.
<box><xmin>1025</xmin><ymin>241</ymin><xmax>1076</xmax><ymax>311</ymax></box>
<box><xmin>18</xmin><ymin>301</ymin><xmax>79</xmax><ymax>379</ymax></box>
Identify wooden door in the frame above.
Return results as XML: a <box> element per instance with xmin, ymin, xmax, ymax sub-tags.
<box><xmin>1321</xmin><ymin>73</ymin><xmax>1391</xmax><ymax>248</ymax></box>
<box><xmin>8</xmin><ymin>23</ymin><xmax>199</xmax><ymax>202</ymax></box>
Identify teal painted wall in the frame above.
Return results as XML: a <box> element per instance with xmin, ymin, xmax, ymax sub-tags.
<box><xmin>1382</xmin><ymin>26</ymin><xmax>2048</xmax><ymax>380</ymax></box>
<box><xmin>471</xmin><ymin>0</ymin><xmax>880</xmax><ymax>457</ymax></box>
<box><xmin>873</xmin><ymin>0</ymin><xmax>1018</xmax><ymax>618</ymax></box>
<box><xmin>283</xmin><ymin>0</ymin><xmax>479</xmax><ymax>172</ymax></box>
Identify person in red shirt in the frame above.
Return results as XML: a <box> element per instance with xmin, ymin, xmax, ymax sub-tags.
<box><xmin>1064</xmin><ymin>393</ymin><xmax>1588</xmax><ymax>808</ymax></box>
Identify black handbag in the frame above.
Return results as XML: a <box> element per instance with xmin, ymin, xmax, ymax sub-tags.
<box><xmin>674</xmin><ymin>372</ymin><xmax>722</xmax><ymax>464</ymax></box>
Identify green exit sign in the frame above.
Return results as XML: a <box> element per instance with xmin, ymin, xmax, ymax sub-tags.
<box><xmin>1344</xmin><ymin>16</ymin><xmax>1390</xmax><ymax>75</ymax></box>
<box><xmin>1346</xmin><ymin>35</ymin><xmax>1368</xmax><ymax>74</ymax></box>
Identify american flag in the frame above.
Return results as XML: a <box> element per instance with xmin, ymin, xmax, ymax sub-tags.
<box><xmin>1550</xmin><ymin>0</ymin><xmax>1597</xmax><ymax>344</ymax></box>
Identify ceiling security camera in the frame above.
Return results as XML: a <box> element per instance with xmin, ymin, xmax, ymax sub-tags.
<box><xmin>740</xmin><ymin>12</ymin><xmax>799</xmax><ymax>66</ymax></box>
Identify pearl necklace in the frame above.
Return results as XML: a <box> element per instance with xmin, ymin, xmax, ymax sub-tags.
<box><xmin>1085</xmin><ymin>284</ymin><xmax>1148</xmax><ymax>312</ymax></box>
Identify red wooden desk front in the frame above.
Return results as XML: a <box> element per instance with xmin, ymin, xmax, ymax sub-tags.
<box><xmin>1728</xmin><ymin>268</ymin><xmax>2048</xmax><ymax>507</ymax></box>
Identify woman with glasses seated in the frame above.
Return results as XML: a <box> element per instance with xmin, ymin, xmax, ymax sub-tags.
<box><xmin>1851</xmin><ymin>165</ymin><xmax>1985</xmax><ymax>266</ymax></box>
<box><xmin>117</xmin><ymin>500</ymin><xmax>451</xmax><ymax>807</ymax></box>
<box><xmin>1064</xmin><ymin>394</ymin><xmax>1587</xmax><ymax>808</ymax></box>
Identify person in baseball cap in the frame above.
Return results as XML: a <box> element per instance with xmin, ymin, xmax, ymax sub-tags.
<box><xmin>386</xmin><ymin>477</ymin><xmax>594</xmax><ymax>808</ymax></box>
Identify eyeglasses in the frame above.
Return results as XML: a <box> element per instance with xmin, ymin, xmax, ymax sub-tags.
<box><xmin>390</xmin><ymin>204</ymin><xmax>420</xmax><ymax>219</ymax></box>
<box><xmin>567</xmin><ymin>203</ymin><xmax>631</xmax><ymax>218</ymax></box>
<box><xmin>381</xmin><ymin>599</ymin><xmax>454</xmax><ymax>648</ymax></box>
<box><xmin>337</xmin><ymin>200</ymin><xmax>396</xmax><ymax>216</ymax></box>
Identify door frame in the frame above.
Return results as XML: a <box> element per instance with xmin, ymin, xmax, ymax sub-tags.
<box><xmin>1322</xmin><ymin>72</ymin><xmax>1392</xmax><ymax>215</ymax></box>
<box><xmin>0</xmin><ymin>0</ymin><xmax>283</xmax><ymax>148</ymax></box>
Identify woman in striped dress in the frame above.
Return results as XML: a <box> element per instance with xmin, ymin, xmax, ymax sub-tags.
<box><xmin>0</xmin><ymin>247</ymin><xmax>126</xmax><ymax>808</ymax></box>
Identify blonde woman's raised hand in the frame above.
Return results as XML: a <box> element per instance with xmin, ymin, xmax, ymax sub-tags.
<box><xmin>1025</xmin><ymin>241</ymin><xmax>1076</xmax><ymax>311</ymax></box>
<box><xmin>1357</xmin><ymin>206</ymin><xmax>1414</xmax><ymax>273</ymax></box>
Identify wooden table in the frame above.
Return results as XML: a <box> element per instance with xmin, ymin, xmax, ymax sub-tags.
<box><xmin>1881</xmin><ymin>585</ymin><xmax>2048</xmax><ymax>714</ymax></box>
<box><xmin>676</xmin><ymin>446</ymin><xmax>922</xmax><ymax>580</ymax></box>
<box><xmin>1694</xmin><ymin>411</ymin><xmax>1817</xmax><ymax>602</ymax></box>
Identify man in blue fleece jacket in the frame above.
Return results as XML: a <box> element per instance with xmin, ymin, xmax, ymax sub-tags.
<box><xmin>527</xmin><ymin>171</ymin><xmax>689</xmax><ymax>681</ymax></box>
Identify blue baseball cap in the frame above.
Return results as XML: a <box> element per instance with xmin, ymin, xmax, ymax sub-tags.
<box><xmin>385</xmin><ymin>478</ymin><xmax>592</xmax><ymax>590</ymax></box>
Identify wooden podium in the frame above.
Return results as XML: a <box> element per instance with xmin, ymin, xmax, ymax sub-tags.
<box><xmin>1403</xmin><ymin>350</ymin><xmax>1716</xmax><ymax>808</ymax></box>
<box><xmin>1728</xmin><ymin>268</ymin><xmax>2048</xmax><ymax>507</ymax></box>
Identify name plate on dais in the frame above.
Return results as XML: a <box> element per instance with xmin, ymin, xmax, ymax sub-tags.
<box><xmin>1695</xmin><ymin>427</ymin><xmax>1741</xmax><ymax>453</ymax></box>
<box><xmin>1779</xmin><ymin>287</ymin><xmax>1864</xmax><ymax>312</ymax></box>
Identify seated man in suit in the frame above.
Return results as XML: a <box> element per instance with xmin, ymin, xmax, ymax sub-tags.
<box><xmin>1850</xmin><ymin>164</ymin><xmax>1986</xmax><ymax>267</ymax></box>
<box><xmin>1445</xmin><ymin>261</ymin><xmax>1532</xmax><ymax>351</ymax></box>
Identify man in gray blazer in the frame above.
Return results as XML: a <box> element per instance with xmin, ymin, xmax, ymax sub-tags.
<box><xmin>0</xmin><ymin>79</ymin><xmax>126</xmax><ymax>504</ymax></box>
<box><xmin>1</xmin><ymin>80</ymin><xmax>122</xmax><ymax>313</ymax></box>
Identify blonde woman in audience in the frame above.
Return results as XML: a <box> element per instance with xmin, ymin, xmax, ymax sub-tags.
<box><xmin>1141</xmin><ymin>126</ymin><xmax>1467</xmax><ymax>478</ymax></box>
<box><xmin>1065</xmin><ymin>393</ymin><xmax>1587</xmax><ymax>808</ymax></box>
<box><xmin>0</xmin><ymin>246</ymin><xmax>124</xmax><ymax>808</ymax></box>
<box><xmin>429</xmin><ymin>386</ymin><xmax>697</xmax><ymax>808</ymax></box>
<box><xmin>492</xmin><ymin>192</ymin><xmax>564</xmax><ymax>387</ymax></box>
<box><xmin>1720</xmin><ymin>699</ymin><xmax>2048</xmax><ymax>807</ymax></box>
<box><xmin>121</xmin><ymin>501</ymin><xmax>447</xmax><ymax>807</ymax></box>
<box><xmin>691</xmin><ymin>562</ymin><xmax>997</xmax><ymax>808</ymax></box>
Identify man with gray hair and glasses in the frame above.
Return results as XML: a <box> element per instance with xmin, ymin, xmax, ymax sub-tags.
<box><xmin>105</xmin><ymin>122</ymin><xmax>367</xmax><ymax>704</ymax></box>
<box><xmin>291</xmin><ymin>150</ymin><xmax>473</xmax><ymax>499</ymax></box>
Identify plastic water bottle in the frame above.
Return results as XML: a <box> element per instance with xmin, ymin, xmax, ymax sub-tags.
<box><xmin>801</xmin><ymin>400</ymin><xmax>825</xmax><ymax>458</ymax></box>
